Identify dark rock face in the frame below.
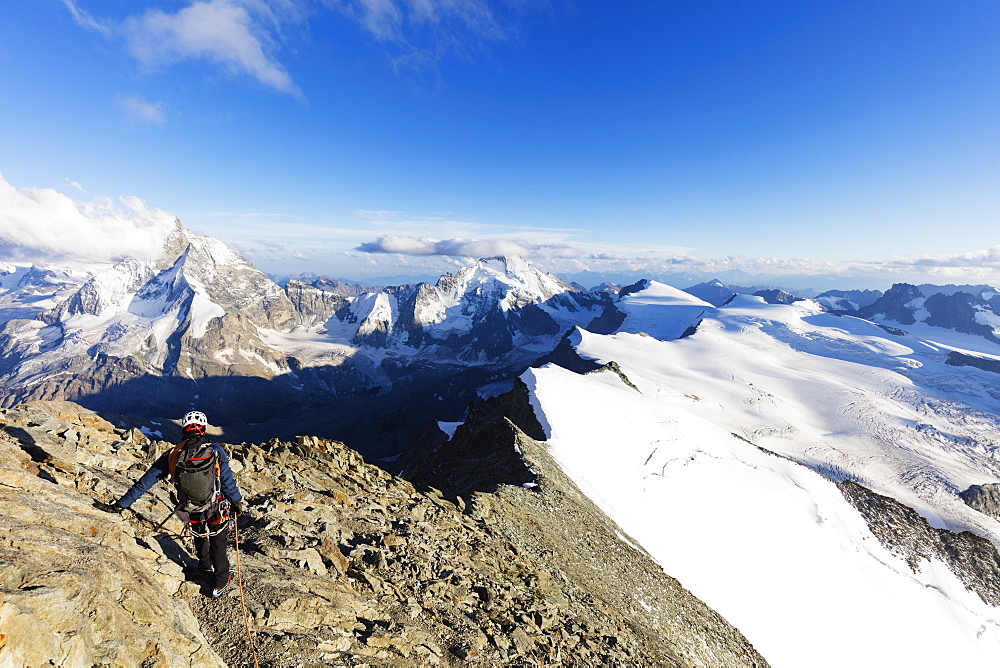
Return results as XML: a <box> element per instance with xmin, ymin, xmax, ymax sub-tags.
<box><xmin>960</xmin><ymin>484</ymin><xmax>1000</xmax><ymax>520</ymax></box>
<box><xmin>839</xmin><ymin>480</ymin><xmax>1000</xmax><ymax>606</ymax></box>
<box><xmin>858</xmin><ymin>283</ymin><xmax>924</xmax><ymax>325</ymax></box>
<box><xmin>990</xmin><ymin>293</ymin><xmax>1000</xmax><ymax>314</ymax></box>
<box><xmin>284</xmin><ymin>279</ymin><xmax>350</xmax><ymax>327</ymax></box>
<box><xmin>924</xmin><ymin>292</ymin><xmax>1000</xmax><ymax>343</ymax></box>
<box><xmin>753</xmin><ymin>289</ymin><xmax>798</xmax><ymax>305</ymax></box>
<box><xmin>855</xmin><ymin>283</ymin><xmax>1000</xmax><ymax>344</ymax></box>
<box><xmin>584</xmin><ymin>303</ymin><xmax>627</xmax><ymax>334</ymax></box>
<box><xmin>684</xmin><ymin>279</ymin><xmax>736</xmax><ymax>307</ymax></box>
<box><xmin>947</xmin><ymin>351</ymin><xmax>1000</xmax><ymax>374</ymax></box>
<box><xmin>815</xmin><ymin>288</ymin><xmax>883</xmax><ymax>310</ymax></box>
<box><xmin>617</xmin><ymin>279</ymin><xmax>651</xmax><ymax>298</ymax></box>
<box><xmin>534</xmin><ymin>331</ymin><xmax>605</xmax><ymax>374</ymax></box>
<box><xmin>399</xmin><ymin>378</ymin><xmax>546</xmax><ymax>496</ymax></box>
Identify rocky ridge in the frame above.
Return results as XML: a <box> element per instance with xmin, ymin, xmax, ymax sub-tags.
<box><xmin>857</xmin><ymin>283</ymin><xmax>1000</xmax><ymax>344</ymax></box>
<box><xmin>0</xmin><ymin>399</ymin><xmax>766</xmax><ymax>666</ymax></box>
<box><xmin>840</xmin><ymin>480</ymin><xmax>1000</xmax><ymax>607</ymax></box>
<box><xmin>401</xmin><ymin>377</ymin><xmax>767</xmax><ymax>667</ymax></box>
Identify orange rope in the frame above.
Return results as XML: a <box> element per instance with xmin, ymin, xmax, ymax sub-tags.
<box><xmin>233</xmin><ymin>520</ymin><xmax>261</xmax><ymax>668</ymax></box>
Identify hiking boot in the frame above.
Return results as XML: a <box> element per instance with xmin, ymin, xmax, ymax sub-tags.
<box><xmin>211</xmin><ymin>573</ymin><xmax>232</xmax><ymax>598</ymax></box>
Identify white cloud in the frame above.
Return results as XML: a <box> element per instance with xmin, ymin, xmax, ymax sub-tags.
<box><xmin>117</xmin><ymin>94</ymin><xmax>167</xmax><ymax>124</ymax></box>
<box><xmin>124</xmin><ymin>0</ymin><xmax>302</xmax><ymax>97</ymax></box>
<box><xmin>60</xmin><ymin>0</ymin><xmax>112</xmax><ymax>37</ymax></box>
<box><xmin>62</xmin><ymin>178</ymin><xmax>87</xmax><ymax>193</ymax></box>
<box><xmin>63</xmin><ymin>0</ymin><xmax>302</xmax><ymax>97</ymax></box>
<box><xmin>0</xmin><ymin>173</ymin><xmax>175</xmax><ymax>263</ymax></box>
<box><xmin>292</xmin><ymin>250</ymin><xmax>311</xmax><ymax>260</ymax></box>
<box><xmin>900</xmin><ymin>246</ymin><xmax>1000</xmax><ymax>269</ymax></box>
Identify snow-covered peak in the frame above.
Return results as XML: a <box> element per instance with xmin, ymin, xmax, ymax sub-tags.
<box><xmin>62</xmin><ymin>257</ymin><xmax>157</xmax><ymax>320</ymax></box>
<box><xmin>40</xmin><ymin>221</ymin><xmax>296</xmax><ymax>363</ymax></box>
<box><xmin>621</xmin><ymin>280</ymin><xmax>713</xmax><ymax>307</ymax></box>
<box><xmin>438</xmin><ymin>256</ymin><xmax>573</xmax><ymax>309</ymax></box>
<box><xmin>609</xmin><ymin>280</ymin><xmax>714</xmax><ymax>340</ymax></box>
<box><xmin>325</xmin><ymin>255</ymin><xmax>605</xmax><ymax>359</ymax></box>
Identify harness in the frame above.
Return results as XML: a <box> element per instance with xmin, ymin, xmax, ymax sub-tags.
<box><xmin>168</xmin><ymin>436</ymin><xmax>231</xmax><ymax>536</ymax></box>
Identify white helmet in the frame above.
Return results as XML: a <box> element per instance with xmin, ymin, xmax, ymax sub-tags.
<box><xmin>182</xmin><ymin>410</ymin><xmax>208</xmax><ymax>428</ymax></box>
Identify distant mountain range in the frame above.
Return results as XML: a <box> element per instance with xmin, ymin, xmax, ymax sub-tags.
<box><xmin>682</xmin><ymin>277</ymin><xmax>1000</xmax><ymax>347</ymax></box>
<box><xmin>0</xmin><ymin>224</ymin><xmax>608</xmax><ymax>452</ymax></box>
<box><xmin>2</xmin><ymin>226</ymin><xmax>998</xmax><ymax>454</ymax></box>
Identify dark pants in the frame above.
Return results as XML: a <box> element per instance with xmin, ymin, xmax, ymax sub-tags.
<box><xmin>193</xmin><ymin>525</ymin><xmax>230</xmax><ymax>589</ymax></box>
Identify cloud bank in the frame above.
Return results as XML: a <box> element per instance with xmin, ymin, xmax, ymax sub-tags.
<box><xmin>353</xmin><ymin>233</ymin><xmax>1000</xmax><ymax>288</ymax></box>
<box><xmin>356</xmin><ymin>234</ymin><xmax>582</xmax><ymax>259</ymax></box>
<box><xmin>0</xmin><ymin>173</ymin><xmax>176</xmax><ymax>263</ymax></box>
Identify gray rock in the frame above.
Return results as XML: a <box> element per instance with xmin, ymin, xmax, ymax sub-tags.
<box><xmin>960</xmin><ymin>483</ymin><xmax>1000</xmax><ymax>520</ymax></box>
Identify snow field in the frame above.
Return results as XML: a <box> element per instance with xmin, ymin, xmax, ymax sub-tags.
<box><xmin>516</xmin><ymin>283</ymin><xmax>1000</xmax><ymax>666</ymax></box>
<box><xmin>525</xmin><ymin>363</ymin><xmax>1000</xmax><ymax>666</ymax></box>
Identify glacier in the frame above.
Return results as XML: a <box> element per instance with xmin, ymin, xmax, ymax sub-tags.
<box><xmin>515</xmin><ymin>283</ymin><xmax>1000</xmax><ymax>665</ymax></box>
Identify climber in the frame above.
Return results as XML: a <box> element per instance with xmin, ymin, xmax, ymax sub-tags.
<box><xmin>96</xmin><ymin>410</ymin><xmax>244</xmax><ymax>598</ymax></box>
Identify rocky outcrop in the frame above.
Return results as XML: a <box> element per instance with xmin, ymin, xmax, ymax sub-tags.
<box><xmin>404</xmin><ymin>381</ymin><xmax>769</xmax><ymax>667</ymax></box>
<box><xmin>858</xmin><ymin>283</ymin><xmax>924</xmax><ymax>325</ymax></box>
<box><xmin>753</xmin><ymin>289</ymin><xmax>798</xmax><ymax>305</ymax></box>
<box><xmin>924</xmin><ymin>292</ymin><xmax>1000</xmax><ymax>343</ymax></box>
<box><xmin>0</xmin><ymin>402</ymin><xmax>223</xmax><ymax>667</ymax></box>
<box><xmin>946</xmin><ymin>351</ymin><xmax>1000</xmax><ymax>374</ymax></box>
<box><xmin>285</xmin><ymin>279</ymin><xmax>352</xmax><ymax>327</ymax></box>
<box><xmin>959</xmin><ymin>483</ymin><xmax>1000</xmax><ymax>520</ymax></box>
<box><xmin>0</xmin><ymin>399</ymin><xmax>766</xmax><ymax>666</ymax></box>
<box><xmin>856</xmin><ymin>284</ymin><xmax>1000</xmax><ymax>344</ymax></box>
<box><xmin>839</xmin><ymin>480</ymin><xmax>1000</xmax><ymax>606</ymax></box>
<box><xmin>534</xmin><ymin>330</ymin><xmax>605</xmax><ymax>373</ymax></box>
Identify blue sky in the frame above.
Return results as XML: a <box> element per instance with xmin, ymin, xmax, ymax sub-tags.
<box><xmin>1</xmin><ymin>1</ymin><xmax>998</xmax><ymax>289</ymax></box>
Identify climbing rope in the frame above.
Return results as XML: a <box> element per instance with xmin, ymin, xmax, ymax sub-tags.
<box><xmin>233</xmin><ymin>520</ymin><xmax>261</xmax><ymax>668</ymax></box>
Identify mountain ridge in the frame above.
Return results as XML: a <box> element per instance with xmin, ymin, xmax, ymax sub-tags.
<box><xmin>0</xmin><ymin>398</ymin><xmax>766</xmax><ymax>666</ymax></box>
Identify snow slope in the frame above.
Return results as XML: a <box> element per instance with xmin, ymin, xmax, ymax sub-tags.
<box><xmin>0</xmin><ymin>263</ymin><xmax>98</xmax><ymax>321</ymax></box>
<box><xmin>515</xmin><ymin>283</ymin><xmax>1000</xmax><ymax>666</ymax></box>
<box><xmin>615</xmin><ymin>280</ymin><xmax>712</xmax><ymax>340</ymax></box>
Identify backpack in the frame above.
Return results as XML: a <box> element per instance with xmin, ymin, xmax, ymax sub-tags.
<box><xmin>169</xmin><ymin>437</ymin><xmax>222</xmax><ymax>514</ymax></box>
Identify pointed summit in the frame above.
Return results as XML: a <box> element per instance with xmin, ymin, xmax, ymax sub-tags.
<box><xmin>344</xmin><ymin>256</ymin><xmax>606</xmax><ymax>361</ymax></box>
